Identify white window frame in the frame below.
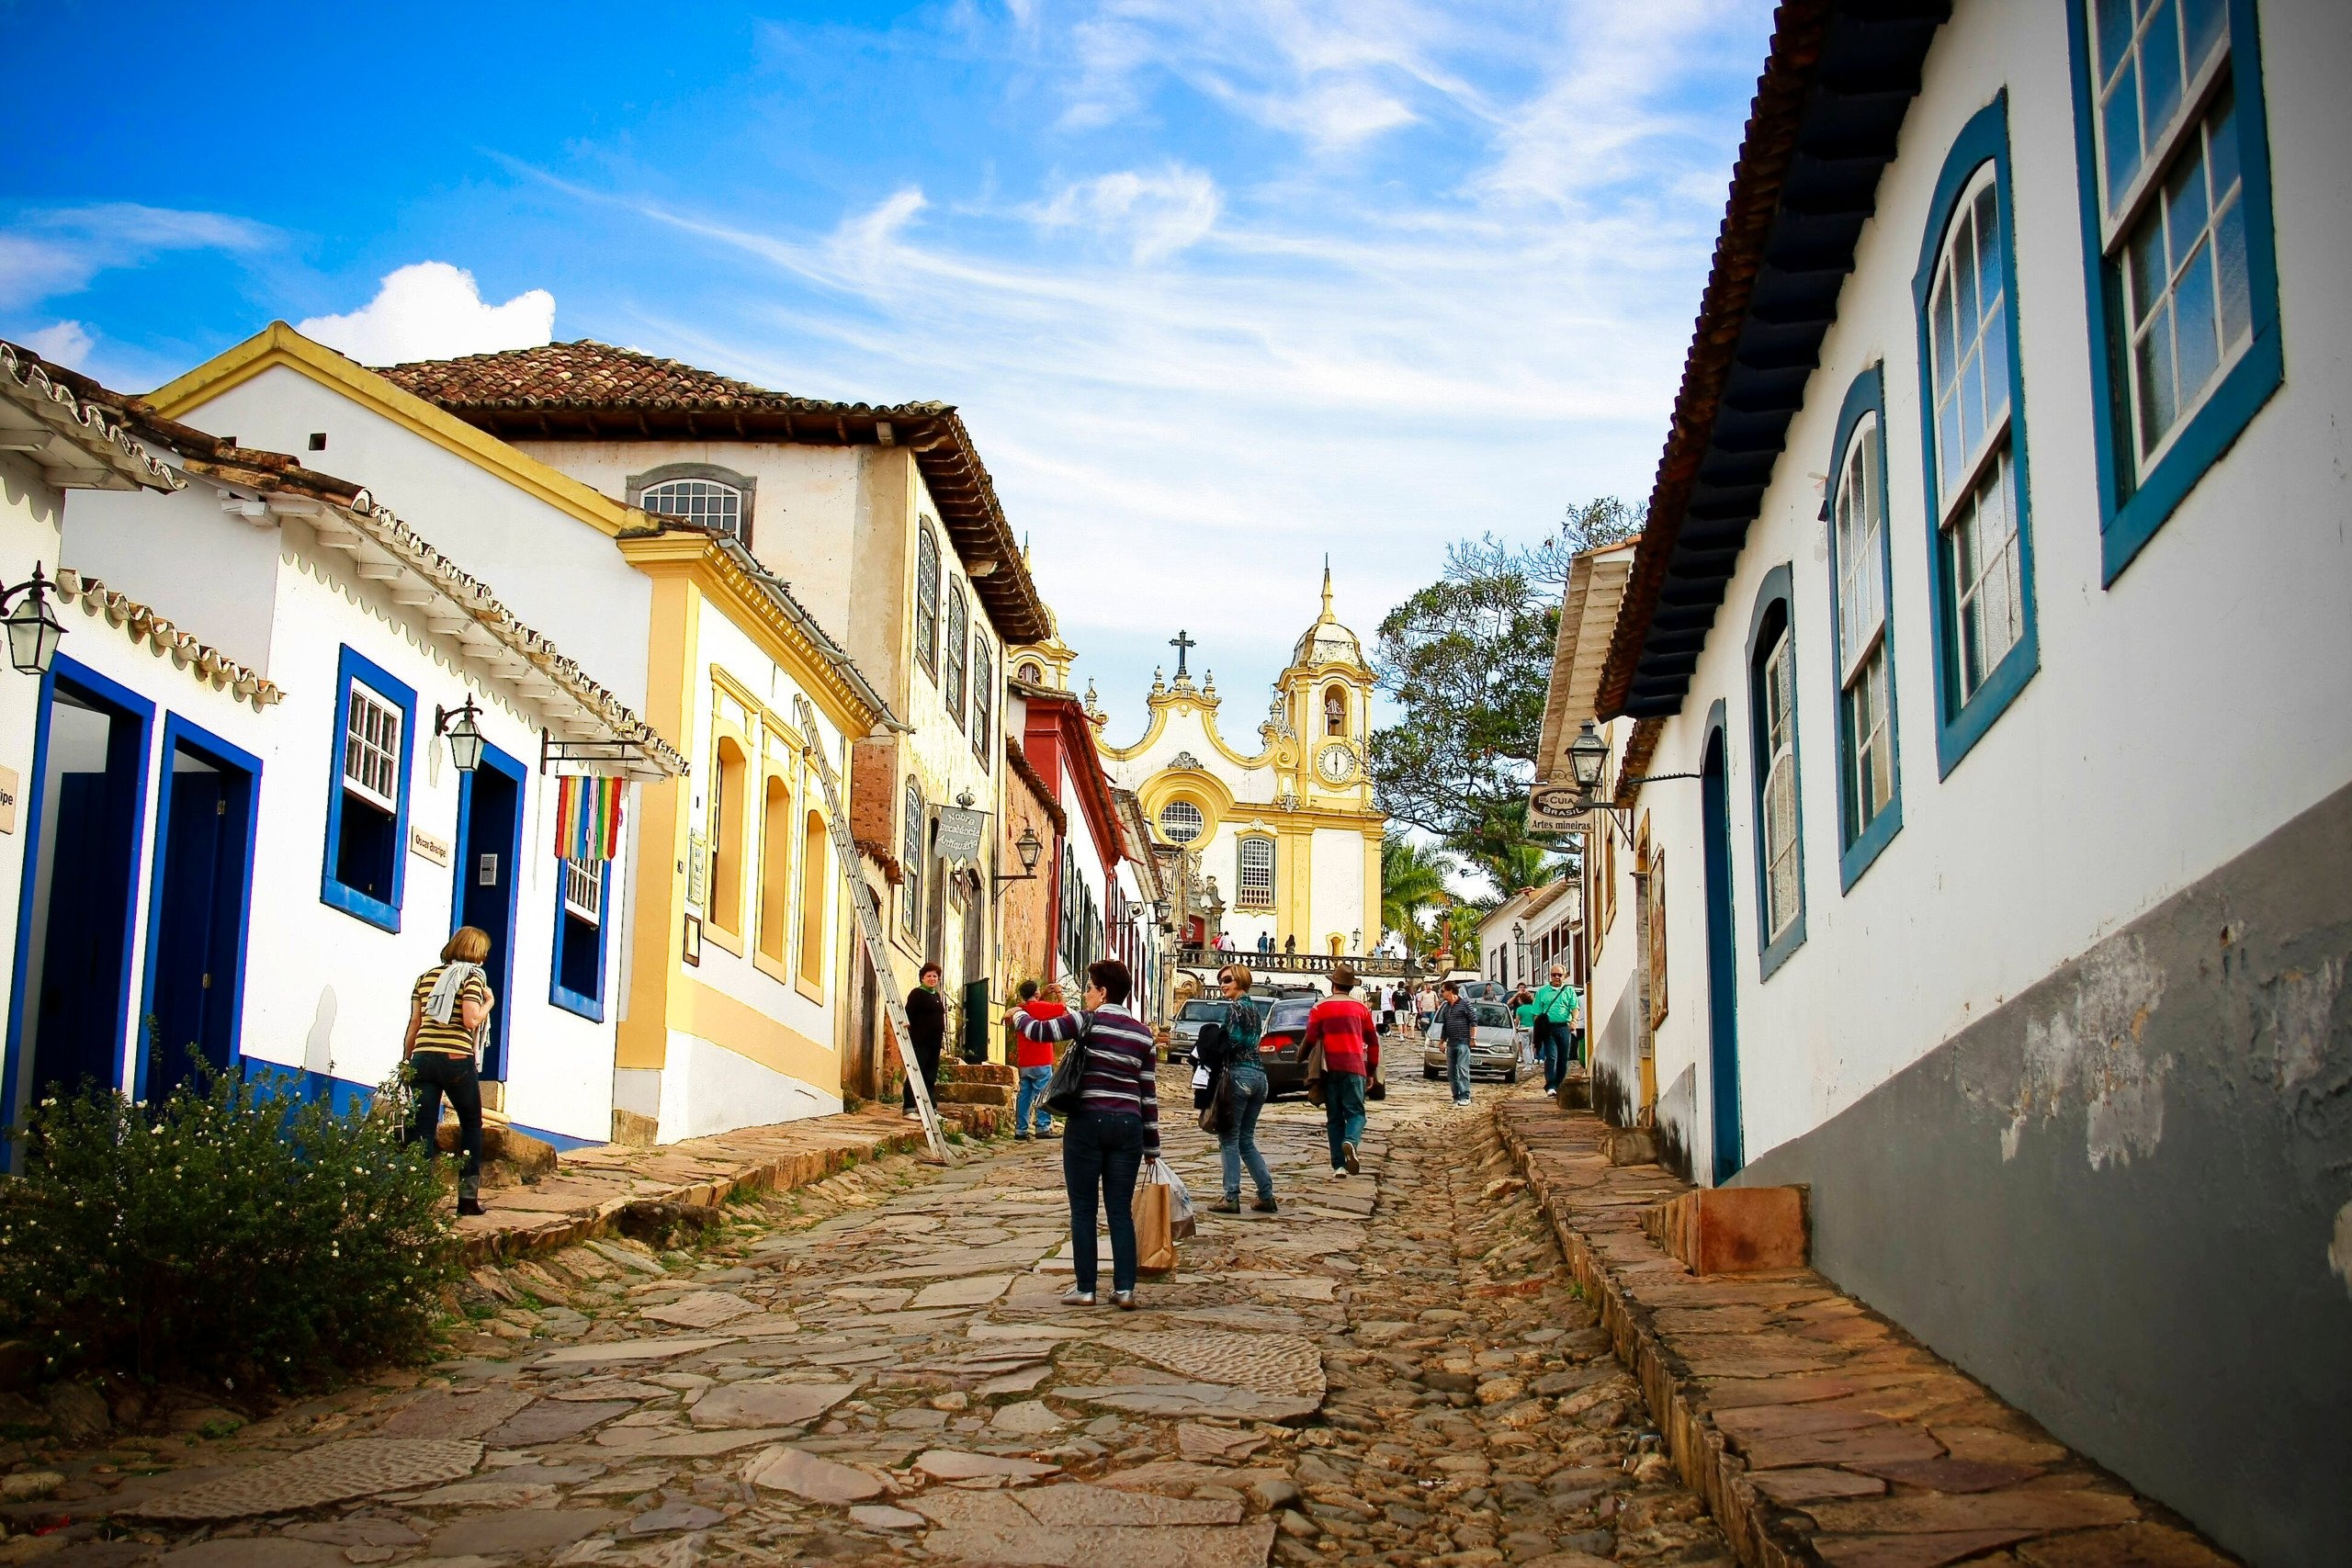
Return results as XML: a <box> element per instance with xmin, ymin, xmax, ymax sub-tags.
<box><xmin>1832</xmin><ymin>415</ymin><xmax>1893</xmax><ymax>835</ymax></box>
<box><xmin>343</xmin><ymin>678</ymin><xmax>402</xmax><ymax>814</ymax></box>
<box><xmin>562</xmin><ymin>858</ymin><xmax>605</xmax><ymax>926</ymax></box>
<box><xmin>639</xmin><ymin>478</ymin><xmax>744</xmax><ymax>538</ymax></box>
<box><xmin>1236</xmin><ymin>836</ymin><xmax>1275</xmax><ymax>908</ymax></box>
<box><xmin>1759</xmin><ymin>636</ymin><xmax>1801</xmax><ymax>943</ymax></box>
<box><xmin>944</xmin><ymin>585</ymin><xmax>968</xmax><ymax>728</ymax></box>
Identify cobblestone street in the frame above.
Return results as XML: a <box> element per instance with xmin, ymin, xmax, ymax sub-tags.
<box><xmin>9</xmin><ymin>1066</ymin><xmax>1725</xmax><ymax>1568</ymax></box>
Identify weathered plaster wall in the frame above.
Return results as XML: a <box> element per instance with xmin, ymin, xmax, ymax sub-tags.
<box><xmin>1738</xmin><ymin>776</ymin><xmax>2352</xmax><ymax>1568</ymax></box>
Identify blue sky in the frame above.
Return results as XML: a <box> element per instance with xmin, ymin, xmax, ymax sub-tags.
<box><xmin>4</xmin><ymin>0</ymin><xmax>1773</xmax><ymax>726</ymax></box>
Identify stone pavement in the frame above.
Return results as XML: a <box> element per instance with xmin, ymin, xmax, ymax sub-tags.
<box><xmin>1493</xmin><ymin>1100</ymin><xmax>2233</xmax><ymax>1568</ymax></box>
<box><xmin>3</xmin><ymin>1070</ymin><xmax>1734</xmax><ymax>1567</ymax></box>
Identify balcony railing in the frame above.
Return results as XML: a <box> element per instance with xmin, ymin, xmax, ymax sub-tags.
<box><xmin>1172</xmin><ymin>943</ymin><xmax>1416</xmax><ymax>978</ymax></box>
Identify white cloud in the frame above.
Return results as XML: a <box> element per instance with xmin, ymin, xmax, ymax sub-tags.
<box><xmin>297</xmin><ymin>262</ymin><xmax>555</xmax><ymax>366</ymax></box>
<box><xmin>0</xmin><ymin>203</ymin><xmax>273</xmax><ymax>311</ymax></box>
<box><xmin>16</xmin><ymin>321</ymin><xmax>93</xmax><ymax>367</ymax></box>
<box><xmin>1031</xmin><ymin>165</ymin><xmax>1221</xmax><ymax>263</ymax></box>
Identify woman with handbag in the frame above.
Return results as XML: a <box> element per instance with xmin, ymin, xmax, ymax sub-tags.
<box><xmin>1016</xmin><ymin>958</ymin><xmax>1159</xmax><ymax>1310</ymax></box>
<box><xmin>1209</xmin><ymin>965</ymin><xmax>1276</xmax><ymax>1216</ymax></box>
<box><xmin>402</xmin><ymin>926</ymin><xmax>496</xmax><ymax>1217</ymax></box>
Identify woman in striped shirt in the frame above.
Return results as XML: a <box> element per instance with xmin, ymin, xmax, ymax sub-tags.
<box><xmin>1015</xmin><ymin>957</ymin><xmax>1159</xmax><ymax>1310</ymax></box>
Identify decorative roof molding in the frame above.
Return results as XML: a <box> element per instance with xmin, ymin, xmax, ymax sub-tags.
<box><xmin>54</xmin><ymin>568</ymin><xmax>282</xmax><ymax>709</ymax></box>
<box><xmin>0</xmin><ymin>341</ymin><xmax>183</xmax><ymax>494</ymax></box>
<box><xmin>1596</xmin><ymin>1</ymin><xmax>1947</xmax><ymax>720</ymax></box>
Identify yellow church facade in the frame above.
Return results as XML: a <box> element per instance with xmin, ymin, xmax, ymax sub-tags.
<box><xmin>1094</xmin><ymin>572</ymin><xmax>1385</xmax><ymax>957</ymax></box>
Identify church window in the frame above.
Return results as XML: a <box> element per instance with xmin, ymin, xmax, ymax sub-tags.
<box><xmin>1236</xmin><ymin>837</ymin><xmax>1274</xmax><ymax>908</ymax></box>
<box><xmin>1018</xmin><ymin>660</ymin><xmax>1044</xmax><ymax>684</ymax></box>
<box><xmin>640</xmin><ymin>478</ymin><xmax>744</xmax><ymax>540</ymax></box>
<box><xmin>1160</xmin><ymin>800</ymin><xmax>1204</xmax><ymax>845</ymax></box>
<box><xmin>1323</xmin><ymin>687</ymin><xmax>1346</xmax><ymax>736</ymax></box>
<box><xmin>915</xmin><ymin>524</ymin><xmax>942</xmax><ymax>679</ymax></box>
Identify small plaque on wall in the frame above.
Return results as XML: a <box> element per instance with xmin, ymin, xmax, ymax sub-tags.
<box><xmin>0</xmin><ymin>765</ymin><xmax>18</xmax><ymax>834</ymax></box>
<box><xmin>683</xmin><ymin>912</ymin><xmax>703</xmax><ymax>966</ymax></box>
<box><xmin>409</xmin><ymin>827</ymin><xmax>452</xmax><ymax>866</ymax></box>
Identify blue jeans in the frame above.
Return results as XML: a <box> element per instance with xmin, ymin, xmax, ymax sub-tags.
<box><xmin>1063</xmin><ymin>1109</ymin><xmax>1146</xmax><ymax>1294</ymax></box>
<box><xmin>1447</xmin><ymin>1037</ymin><xmax>1472</xmax><ymax>1101</ymax></box>
<box><xmin>1534</xmin><ymin>1019</ymin><xmax>1562</xmax><ymax>1090</ymax></box>
<box><xmin>1014</xmin><ymin>1065</ymin><xmax>1054</xmax><ymax>1134</ymax></box>
<box><xmin>1220</xmin><ymin>1064</ymin><xmax>1274</xmax><ymax>1201</ymax></box>
<box><xmin>1323</xmin><ymin>1071</ymin><xmax>1366</xmax><ymax>1169</ymax></box>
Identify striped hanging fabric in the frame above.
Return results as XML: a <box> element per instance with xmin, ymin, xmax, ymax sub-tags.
<box><xmin>555</xmin><ymin>773</ymin><xmax>624</xmax><ymax>863</ymax></box>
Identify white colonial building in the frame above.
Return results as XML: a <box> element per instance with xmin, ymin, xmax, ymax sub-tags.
<box><xmin>1094</xmin><ymin>571</ymin><xmax>1385</xmax><ymax>963</ymax></box>
<box><xmin>1541</xmin><ymin>5</ymin><xmax>2352</xmax><ymax>1562</ymax></box>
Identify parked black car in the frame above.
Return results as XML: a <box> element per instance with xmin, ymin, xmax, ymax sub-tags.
<box><xmin>1255</xmin><ymin>996</ymin><xmax>1385</xmax><ymax>1099</ymax></box>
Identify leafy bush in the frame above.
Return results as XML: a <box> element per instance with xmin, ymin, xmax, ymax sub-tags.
<box><xmin>0</xmin><ymin>1061</ymin><xmax>459</xmax><ymax>1389</ymax></box>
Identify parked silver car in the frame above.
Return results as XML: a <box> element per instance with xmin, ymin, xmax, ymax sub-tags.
<box><xmin>1169</xmin><ymin>998</ymin><xmax>1231</xmax><ymax>1064</ymax></box>
<box><xmin>1422</xmin><ymin>1001</ymin><xmax>1527</xmax><ymax>1083</ymax></box>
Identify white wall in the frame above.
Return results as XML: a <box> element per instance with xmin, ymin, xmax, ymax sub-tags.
<box><xmin>1620</xmin><ymin>0</ymin><xmax>2352</xmax><ymax>1183</ymax></box>
<box><xmin>167</xmin><ymin>369</ymin><xmax>653</xmax><ymax>713</ymax></box>
<box><xmin>0</xmin><ymin>457</ymin><xmax>63</xmax><ymax>1069</ymax></box>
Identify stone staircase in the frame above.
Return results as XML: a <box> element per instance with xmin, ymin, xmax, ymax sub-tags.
<box><xmin>934</xmin><ymin>1058</ymin><xmax>1014</xmax><ymax>1138</ymax></box>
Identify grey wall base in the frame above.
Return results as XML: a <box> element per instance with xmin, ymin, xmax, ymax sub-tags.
<box><xmin>1737</xmin><ymin>777</ymin><xmax>2352</xmax><ymax>1567</ymax></box>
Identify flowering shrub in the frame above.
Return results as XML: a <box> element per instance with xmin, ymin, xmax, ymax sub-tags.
<box><xmin>0</xmin><ymin>1062</ymin><xmax>459</xmax><ymax>1388</ymax></box>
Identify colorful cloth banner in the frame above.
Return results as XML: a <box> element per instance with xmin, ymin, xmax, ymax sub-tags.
<box><xmin>555</xmin><ymin>773</ymin><xmax>624</xmax><ymax>863</ymax></box>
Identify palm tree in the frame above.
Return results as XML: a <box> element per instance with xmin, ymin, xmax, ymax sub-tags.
<box><xmin>1381</xmin><ymin>836</ymin><xmax>1453</xmax><ymax>955</ymax></box>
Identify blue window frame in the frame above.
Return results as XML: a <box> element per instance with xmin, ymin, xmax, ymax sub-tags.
<box><xmin>1914</xmin><ymin>95</ymin><xmax>2039</xmax><ymax>777</ymax></box>
<box><xmin>549</xmin><ymin>855</ymin><xmax>609</xmax><ymax>1021</ymax></box>
<box><xmin>2068</xmin><ymin>0</ymin><xmax>2281</xmax><ymax>581</ymax></box>
<box><xmin>1824</xmin><ymin>367</ymin><xmax>1905</xmax><ymax>888</ymax></box>
<box><xmin>321</xmin><ymin>645</ymin><xmax>414</xmax><ymax>931</ymax></box>
<box><xmin>1746</xmin><ymin>565</ymin><xmax>1805</xmax><ymax>979</ymax></box>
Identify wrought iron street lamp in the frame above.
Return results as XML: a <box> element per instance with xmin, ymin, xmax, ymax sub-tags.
<box><xmin>1</xmin><ymin>565</ymin><xmax>64</xmax><ymax>677</ymax></box>
<box><xmin>435</xmin><ymin>695</ymin><xmax>486</xmax><ymax>773</ymax></box>
<box><xmin>993</xmin><ymin>823</ymin><xmax>1045</xmax><ymax>891</ymax></box>
<box><xmin>1558</xmin><ymin>716</ymin><xmax>1702</xmax><ymax>848</ymax></box>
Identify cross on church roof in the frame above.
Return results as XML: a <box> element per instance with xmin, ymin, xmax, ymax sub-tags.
<box><xmin>1169</xmin><ymin>629</ymin><xmax>1196</xmax><ymax>680</ymax></box>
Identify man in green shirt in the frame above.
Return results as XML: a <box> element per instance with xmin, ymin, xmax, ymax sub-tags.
<box><xmin>1533</xmin><ymin>965</ymin><xmax>1579</xmax><ymax>1092</ymax></box>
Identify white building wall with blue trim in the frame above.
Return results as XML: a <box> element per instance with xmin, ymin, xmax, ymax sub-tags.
<box><xmin>1576</xmin><ymin>4</ymin><xmax>2352</xmax><ymax>1562</ymax></box>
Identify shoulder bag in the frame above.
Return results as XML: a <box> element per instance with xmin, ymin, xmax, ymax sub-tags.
<box><xmin>1043</xmin><ymin>1010</ymin><xmax>1094</xmax><ymax>1115</ymax></box>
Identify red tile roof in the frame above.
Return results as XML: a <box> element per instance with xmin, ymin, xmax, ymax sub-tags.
<box><xmin>379</xmin><ymin>342</ymin><xmax>1047</xmax><ymax>643</ymax></box>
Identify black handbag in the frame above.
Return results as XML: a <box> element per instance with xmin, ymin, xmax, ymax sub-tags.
<box><xmin>1043</xmin><ymin>1010</ymin><xmax>1093</xmax><ymax>1115</ymax></box>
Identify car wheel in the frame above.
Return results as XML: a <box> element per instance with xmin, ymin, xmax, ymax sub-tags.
<box><xmin>1506</xmin><ymin>1066</ymin><xmax>1520</xmax><ymax>1084</ymax></box>
<box><xmin>1424</xmin><ymin>1067</ymin><xmax>1441</xmax><ymax>1080</ymax></box>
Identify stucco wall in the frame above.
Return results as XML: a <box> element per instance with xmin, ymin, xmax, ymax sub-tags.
<box><xmin>1738</xmin><ymin>776</ymin><xmax>2352</xmax><ymax>1567</ymax></box>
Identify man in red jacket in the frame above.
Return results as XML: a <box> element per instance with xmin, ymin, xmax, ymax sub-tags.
<box><xmin>1306</xmin><ymin>966</ymin><xmax>1379</xmax><ymax>1177</ymax></box>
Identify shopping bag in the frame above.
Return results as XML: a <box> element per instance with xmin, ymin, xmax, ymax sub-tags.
<box><xmin>1148</xmin><ymin>1156</ymin><xmax>1197</xmax><ymax>1241</ymax></box>
<box><xmin>1136</xmin><ymin>1179</ymin><xmax>1178</xmax><ymax>1275</ymax></box>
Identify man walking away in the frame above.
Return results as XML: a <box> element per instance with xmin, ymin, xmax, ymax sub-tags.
<box><xmin>1306</xmin><ymin>965</ymin><xmax>1379</xmax><ymax>1177</ymax></box>
<box><xmin>903</xmin><ymin>962</ymin><xmax>946</xmax><ymax>1119</ymax></box>
<box><xmin>1438</xmin><ymin>979</ymin><xmax>1477</xmax><ymax>1107</ymax></box>
<box><xmin>1533</xmin><ymin>964</ymin><xmax>1579</xmax><ymax>1092</ymax></box>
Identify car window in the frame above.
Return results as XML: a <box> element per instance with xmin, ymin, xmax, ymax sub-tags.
<box><xmin>1178</xmin><ymin>1001</ymin><xmax>1228</xmax><ymax>1022</ymax></box>
<box><xmin>1266</xmin><ymin>999</ymin><xmax>1316</xmax><ymax>1031</ymax></box>
<box><xmin>1474</xmin><ymin>1003</ymin><xmax>1514</xmax><ymax>1028</ymax></box>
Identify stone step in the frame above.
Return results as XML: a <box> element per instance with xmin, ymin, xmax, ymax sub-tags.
<box><xmin>1597</xmin><ymin>1125</ymin><xmax>1657</xmax><ymax>1167</ymax></box>
<box><xmin>1641</xmin><ymin>1186</ymin><xmax>1809</xmax><ymax>1276</ymax></box>
<box><xmin>943</xmin><ymin>1059</ymin><xmax>1016</xmax><ymax>1086</ymax></box>
<box><xmin>942</xmin><ymin>1103</ymin><xmax>1008</xmax><ymax>1138</ymax></box>
<box><xmin>934</xmin><ymin>1080</ymin><xmax>1015</xmax><ymax>1109</ymax></box>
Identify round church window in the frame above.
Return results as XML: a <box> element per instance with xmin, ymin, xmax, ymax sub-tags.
<box><xmin>1160</xmin><ymin>800</ymin><xmax>1204</xmax><ymax>844</ymax></box>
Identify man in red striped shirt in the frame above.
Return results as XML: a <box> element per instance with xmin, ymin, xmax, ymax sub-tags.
<box><xmin>1306</xmin><ymin>966</ymin><xmax>1379</xmax><ymax>1178</ymax></box>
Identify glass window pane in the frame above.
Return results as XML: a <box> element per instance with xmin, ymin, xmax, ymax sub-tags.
<box><xmin>1961</xmin><ymin>354</ymin><xmax>1985</xmax><ymax>460</ymax></box>
<box><xmin>2102</xmin><ymin>60</ymin><xmax>2143</xmax><ymax>213</ymax></box>
<box><xmin>2134</xmin><ymin>308</ymin><xmax>2177</xmax><ymax>455</ymax></box>
<box><xmin>2165</xmin><ymin>141</ymin><xmax>2210</xmax><ymax>276</ymax></box>
<box><xmin>1955</xmin><ymin>215</ymin><xmax>1982</xmax><ymax>339</ymax></box>
<box><xmin>2182</xmin><ymin>0</ymin><xmax>2227</xmax><ymax>76</ymax></box>
<box><xmin>2140</xmin><ymin>0</ymin><xmax>2183</xmax><ymax>145</ymax></box>
<box><xmin>2214</xmin><ymin>193</ymin><xmax>2252</xmax><ymax>346</ymax></box>
<box><xmin>2094</xmin><ymin>0</ymin><xmax>2135</xmax><ymax>81</ymax></box>
<box><xmin>2172</xmin><ymin>241</ymin><xmax>2222</xmax><ymax>399</ymax></box>
<box><xmin>2127</xmin><ymin>211</ymin><xmax>2167</xmax><ymax>323</ymax></box>
<box><xmin>2207</xmin><ymin>89</ymin><xmax>2242</xmax><ymax>201</ymax></box>
<box><xmin>1931</xmin><ymin>280</ymin><xmax>1958</xmax><ymax>394</ymax></box>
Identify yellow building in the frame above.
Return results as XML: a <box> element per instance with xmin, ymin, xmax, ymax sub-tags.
<box><xmin>1088</xmin><ymin>570</ymin><xmax>1385</xmax><ymax>957</ymax></box>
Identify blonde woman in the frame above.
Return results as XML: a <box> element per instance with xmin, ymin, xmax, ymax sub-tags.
<box><xmin>1210</xmin><ymin>964</ymin><xmax>1275</xmax><ymax>1214</ymax></box>
<box><xmin>404</xmin><ymin>926</ymin><xmax>495</xmax><ymax>1216</ymax></box>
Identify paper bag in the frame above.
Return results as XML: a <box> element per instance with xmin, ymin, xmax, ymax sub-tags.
<box><xmin>1136</xmin><ymin>1179</ymin><xmax>1178</xmax><ymax>1275</ymax></box>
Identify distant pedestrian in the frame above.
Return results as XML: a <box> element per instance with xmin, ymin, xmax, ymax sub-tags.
<box><xmin>1017</xmin><ymin>959</ymin><xmax>1159</xmax><ymax>1310</ymax></box>
<box><xmin>1208</xmin><ymin>965</ymin><xmax>1276</xmax><ymax>1215</ymax></box>
<box><xmin>1012</xmin><ymin>979</ymin><xmax>1066</xmax><ymax>1141</ymax></box>
<box><xmin>1438</xmin><ymin>979</ymin><xmax>1477</xmax><ymax>1107</ymax></box>
<box><xmin>403</xmin><ymin>926</ymin><xmax>495</xmax><ymax>1217</ymax></box>
<box><xmin>1306</xmin><ymin>965</ymin><xmax>1378</xmax><ymax>1179</ymax></box>
<box><xmin>1533</xmin><ymin>965</ymin><xmax>1580</xmax><ymax>1091</ymax></box>
<box><xmin>1257</xmin><ymin>931</ymin><xmax>1272</xmax><ymax>954</ymax></box>
<box><xmin>902</xmin><ymin>962</ymin><xmax>946</xmax><ymax>1119</ymax></box>
<box><xmin>1283</xmin><ymin>933</ymin><xmax>1296</xmax><ymax>956</ymax></box>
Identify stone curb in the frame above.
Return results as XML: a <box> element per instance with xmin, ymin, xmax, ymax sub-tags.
<box><xmin>1487</xmin><ymin>1098</ymin><xmax>2228</xmax><ymax>1568</ymax></box>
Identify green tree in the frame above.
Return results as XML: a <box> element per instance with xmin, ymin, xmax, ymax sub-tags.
<box><xmin>1380</xmin><ymin>836</ymin><xmax>1454</xmax><ymax>955</ymax></box>
<box><xmin>1368</xmin><ymin>498</ymin><xmax>1643</xmax><ymax>871</ymax></box>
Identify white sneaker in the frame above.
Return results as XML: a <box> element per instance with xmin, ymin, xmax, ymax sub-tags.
<box><xmin>1330</xmin><ymin>1166</ymin><xmax>1348</xmax><ymax>1179</ymax></box>
<box><xmin>1341</xmin><ymin>1141</ymin><xmax>1360</xmax><ymax>1175</ymax></box>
